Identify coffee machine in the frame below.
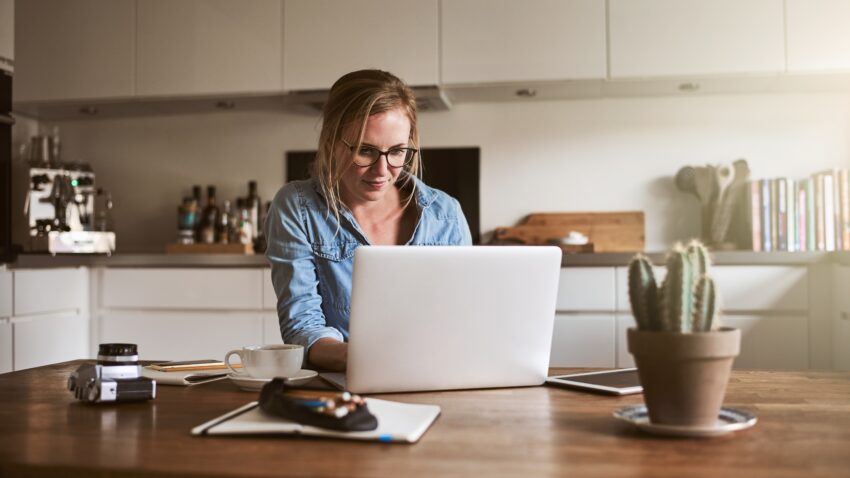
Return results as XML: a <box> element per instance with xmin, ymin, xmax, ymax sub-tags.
<box><xmin>13</xmin><ymin>135</ymin><xmax>116</xmax><ymax>254</ymax></box>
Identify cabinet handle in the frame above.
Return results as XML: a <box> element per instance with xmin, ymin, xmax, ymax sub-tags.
<box><xmin>10</xmin><ymin>317</ymin><xmax>33</xmax><ymax>324</ymax></box>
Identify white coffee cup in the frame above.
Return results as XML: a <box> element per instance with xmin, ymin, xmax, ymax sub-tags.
<box><xmin>224</xmin><ymin>344</ymin><xmax>303</xmax><ymax>379</ymax></box>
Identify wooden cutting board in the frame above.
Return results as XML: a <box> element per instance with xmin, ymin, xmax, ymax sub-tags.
<box><xmin>494</xmin><ymin>211</ymin><xmax>644</xmax><ymax>252</ymax></box>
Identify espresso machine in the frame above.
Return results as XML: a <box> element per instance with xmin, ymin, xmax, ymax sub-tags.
<box><xmin>13</xmin><ymin>134</ymin><xmax>116</xmax><ymax>254</ymax></box>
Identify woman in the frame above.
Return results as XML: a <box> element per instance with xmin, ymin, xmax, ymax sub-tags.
<box><xmin>265</xmin><ymin>70</ymin><xmax>472</xmax><ymax>371</ymax></box>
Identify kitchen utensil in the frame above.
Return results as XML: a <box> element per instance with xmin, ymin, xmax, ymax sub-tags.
<box><xmin>675</xmin><ymin>166</ymin><xmax>697</xmax><ymax>195</ymax></box>
<box><xmin>710</xmin><ymin>160</ymin><xmax>750</xmax><ymax>246</ymax></box>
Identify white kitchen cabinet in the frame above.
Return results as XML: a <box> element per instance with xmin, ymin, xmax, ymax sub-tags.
<box><xmin>13</xmin><ymin>313</ymin><xmax>89</xmax><ymax>370</ymax></box>
<box><xmin>615</xmin><ymin>314</ymin><xmax>636</xmax><ymax>368</ymax></box>
<box><xmin>100</xmin><ymin>268</ymin><xmax>263</xmax><ymax>310</ymax></box>
<box><xmin>557</xmin><ymin>267</ymin><xmax>615</xmax><ymax>311</ymax></box>
<box><xmin>440</xmin><ymin>0</ymin><xmax>606</xmax><ymax>84</ymax></box>
<box><xmin>283</xmin><ymin>0</ymin><xmax>439</xmax><ymax>90</ymax></box>
<box><xmin>0</xmin><ymin>268</ymin><xmax>11</xmax><ymax>318</ymax></box>
<box><xmin>136</xmin><ymin>0</ymin><xmax>283</xmax><ymax>96</ymax></box>
<box><xmin>14</xmin><ymin>0</ymin><xmax>136</xmax><ymax>102</ymax></box>
<box><xmin>722</xmin><ymin>314</ymin><xmax>809</xmax><ymax>370</ymax></box>
<box><xmin>834</xmin><ymin>266</ymin><xmax>850</xmax><ymax>370</ymax></box>
<box><xmin>616</xmin><ymin>265</ymin><xmax>807</xmax><ymax>312</ymax></box>
<box><xmin>100</xmin><ymin>311</ymin><xmax>264</xmax><ymax>362</ymax></box>
<box><xmin>263</xmin><ymin>314</ymin><xmax>283</xmax><ymax>345</ymax></box>
<box><xmin>711</xmin><ymin>266</ymin><xmax>808</xmax><ymax>312</ymax></box>
<box><xmin>0</xmin><ymin>321</ymin><xmax>11</xmax><ymax>373</ymax></box>
<box><xmin>0</xmin><ymin>0</ymin><xmax>13</xmax><ymax>71</ymax></box>
<box><xmin>262</xmin><ymin>269</ymin><xmax>276</xmax><ymax>310</ymax></box>
<box><xmin>550</xmin><ymin>313</ymin><xmax>615</xmax><ymax>367</ymax></box>
<box><xmin>786</xmin><ymin>0</ymin><xmax>850</xmax><ymax>73</ymax></box>
<box><xmin>608</xmin><ymin>0</ymin><xmax>785</xmax><ymax>79</ymax></box>
<box><xmin>13</xmin><ymin>268</ymin><xmax>87</xmax><ymax>316</ymax></box>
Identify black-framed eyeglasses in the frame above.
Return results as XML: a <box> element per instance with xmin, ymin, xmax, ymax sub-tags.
<box><xmin>342</xmin><ymin>140</ymin><xmax>418</xmax><ymax>169</ymax></box>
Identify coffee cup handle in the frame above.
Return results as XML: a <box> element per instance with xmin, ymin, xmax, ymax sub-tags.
<box><xmin>224</xmin><ymin>350</ymin><xmax>245</xmax><ymax>375</ymax></box>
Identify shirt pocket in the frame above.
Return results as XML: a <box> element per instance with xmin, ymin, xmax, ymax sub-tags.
<box><xmin>310</xmin><ymin>240</ymin><xmax>357</xmax><ymax>310</ymax></box>
<box><xmin>311</xmin><ymin>240</ymin><xmax>358</xmax><ymax>262</ymax></box>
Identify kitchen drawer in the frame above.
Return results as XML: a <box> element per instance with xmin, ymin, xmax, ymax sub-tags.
<box><xmin>14</xmin><ymin>268</ymin><xmax>87</xmax><ymax>316</ymax></box>
<box><xmin>712</xmin><ymin>266</ymin><xmax>807</xmax><ymax>312</ymax></box>
<box><xmin>99</xmin><ymin>311</ymin><xmax>264</xmax><ymax>362</ymax></box>
<box><xmin>13</xmin><ymin>313</ymin><xmax>89</xmax><ymax>370</ymax></box>
<box><xmin>722</xmin><ymin>314</ymin><xmax>809</xmax><ymax>370</ymax></box>
<box><xmin>549</xmin><ymin>313</ymin><xmax>615</xmax><ymax>367</ymax></box>
<box><xmin>100</xmin><ymin>268</ymin><xmax>263</xmax><ymax>310</ymax></box>
<box><xmin>262</xmin><ymin>269</ymin><xmax>276</xmax><ymax>310</ymax></box>
<box><xmin>617</xmin><ymin>265</ymin><xmax>807</xmax><ymax>312</ymax></box>
<box><xmin>263</xmin><ymin>313</ymin><xmax>283</xmax><ymax>345</ymax></box>
<box><xmin>0</xmin><ymin>322</ymin><xmax>11</xmax><ymax>373</ymax></box>
<box><xmin>615</xmin><ymin>314</ymin><xmax>637</xmax><ymax>368</ymax></box>
<box><xmin>557</xmin><ymin>268</ymin><xmax>615</xmax><ymax>311</ymax></box>
<box><xmin>0</xmin><ymin>269</ymin><xmax>11</xmax><ymax>318</ymax></box>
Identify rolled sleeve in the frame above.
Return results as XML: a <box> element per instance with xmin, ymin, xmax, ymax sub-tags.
<box><xmin>264</xmin><ymin>186</ymin><xmax>343</xmax><ymax>355</ymax></box>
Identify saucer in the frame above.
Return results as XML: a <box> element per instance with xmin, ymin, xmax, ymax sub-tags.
<box><xmin>613</xmin><ymin>404</ymin><xmax>757</xmax><ymax>438</ymax></box>
<box><xmin>227</xmin><ymin>369</ymin><xmax>318</xmax><ymax>392</ymax></box>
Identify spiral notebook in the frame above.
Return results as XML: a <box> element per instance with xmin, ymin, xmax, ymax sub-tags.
<box><xmin>191</xmin><ymin>398</ymin><xmax>441</xmax><ymax>443</ymax></box>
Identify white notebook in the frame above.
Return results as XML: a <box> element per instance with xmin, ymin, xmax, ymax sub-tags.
<box><xmin>192</xmin><ymin>398</ymin><xmax>441</xmax><ymax>443</ymax></box>
<box><xmin>142</xmin><ymin>367</ymin><xmax>229</xmax><ymax>386</ymax></box>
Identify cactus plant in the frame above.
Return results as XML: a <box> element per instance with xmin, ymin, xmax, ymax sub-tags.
<box><xmin>628</xmin><ymin>240</ymin><xmax>717</xmax><ymax>333</ymax></box>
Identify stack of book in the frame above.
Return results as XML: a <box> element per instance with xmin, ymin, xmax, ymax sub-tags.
<box><xmin>750</xmin><ymin>169</ymin><xmax>850</xmax><ymax>252</ymax></box>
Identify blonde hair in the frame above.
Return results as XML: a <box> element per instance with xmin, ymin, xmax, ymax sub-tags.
<box><xmin>311</xmin><ymin>69</ymin><xmax>421</xmax><ymax>225</ymax></box>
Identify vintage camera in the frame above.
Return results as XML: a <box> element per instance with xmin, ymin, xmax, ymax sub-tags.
<box><xmin>68</xmin><ymin>343</ymin><xmax>156</xmax><ymax>403</ymax></box>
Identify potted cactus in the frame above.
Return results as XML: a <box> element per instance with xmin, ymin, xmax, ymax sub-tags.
<box><xmin>627</xmin><ymin>240</ymin><xmax>741</xmax><ymax>428</ymax></box>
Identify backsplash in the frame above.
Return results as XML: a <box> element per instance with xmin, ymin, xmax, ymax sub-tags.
<box><xmin>21</xmin><ymin>91</ymin><xmax>850</xmax><ymax>253</ymax></box>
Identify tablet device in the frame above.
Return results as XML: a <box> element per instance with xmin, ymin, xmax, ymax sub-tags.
<box><xmin>545</xmin><ymin>368</ymin><xmax>642</xmax><ymax>395</ymax></box>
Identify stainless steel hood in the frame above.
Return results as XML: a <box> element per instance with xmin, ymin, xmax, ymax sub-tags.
<box><xmin>283</xmin><ymin>86</ymin><xmax>452</xmax><ymax>113</ymax></box>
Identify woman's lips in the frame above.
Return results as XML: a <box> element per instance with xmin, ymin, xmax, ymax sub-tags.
<box><xmin>364</xmin><ymin>179</ymin><xmax>389</xmax><ymax>190</ymax></box>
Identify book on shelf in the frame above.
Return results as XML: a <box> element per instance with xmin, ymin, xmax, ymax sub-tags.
<box><xmin>748</xmin><ymin>169</ymin><xmax>849</xmax><ymax>252</ymax></box>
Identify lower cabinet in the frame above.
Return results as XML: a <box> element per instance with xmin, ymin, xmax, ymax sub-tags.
<box><xmin>549</xmin><ymin>314</ymin><xmax>615</xmax><ymax>367</ymax></box>
<box><xmin>12</xmin><ymin>313</ymin><xmax>89</xmax><ymax>371</ymax></box>
<box><xmin>615</xmin><ymin>315</ymin><xmax>636</xmax><ymax>368</ymax></box>
<box><xmin>721</xmin><ymin>315</ymin><xmax>809</xmax><ymax>370</ymax></box>
<box><xmin>99</xmin><ymin>311</ymin><xmax>265</xmax><ymax>362</ymax></box>
<box><xmin>0</xmin><ymin>322</ymin><xmax>12</xmax><ymax>373</ymax></box>
<box><xmin>263</xmin><ymin>314</ymin><xmax>283</xmax><ymax>345</ymax></box>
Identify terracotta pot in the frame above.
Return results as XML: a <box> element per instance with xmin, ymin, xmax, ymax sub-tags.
<box><xmin>627</xmin><ymin>327</ymin><xmax>741</xmax><ymax>427</ymax></box>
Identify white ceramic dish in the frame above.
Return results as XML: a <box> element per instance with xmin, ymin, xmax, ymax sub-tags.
<box><xmin>227</xmin><ymin>369</ymin><xmax>318</xmax><ymax>391</ymax></box>
<box><xmin>613</xmin><ymin>404</ymin><xmax>757</xmax><ymax>437</ymax></box>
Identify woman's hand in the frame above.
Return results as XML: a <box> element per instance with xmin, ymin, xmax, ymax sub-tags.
<box><xmin>308</xmin><ymin>338</ymin><xmax>348</xmax><ymax>371</ymax></box>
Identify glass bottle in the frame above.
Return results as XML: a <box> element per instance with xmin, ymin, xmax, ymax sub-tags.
<box><xmin>246</xmin><ymin>181</ymin><xmax>262</xmax><ymax>249</ymax></box>
<box><xmin>236</xmin><ymin>198</ymin><xmax>253</xmax><ymax>245</ymax></box>
<box><xmin>218</xmin><ymin>200</ymin><xmax>232</xmax><ymax>244</ymax></box>
<box><xmin>198</xmin><ymin>186</ymin><xmax>219</xmax><ymax>244</ymax></box>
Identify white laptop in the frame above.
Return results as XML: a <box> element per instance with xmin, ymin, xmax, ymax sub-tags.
<box><xmin>321</xmin><ymin>246</ymin><xmax>561</xmax><ymax>394</ymax></box>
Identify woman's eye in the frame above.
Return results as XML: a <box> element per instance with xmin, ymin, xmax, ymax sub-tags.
<box><xmin>388</xmin><ymin>149</ymin><xmax>406</xmax><ymax>158</ymax></box>
<box><xmin>359</xmin><ymin>147</ymin><xmax>378</xmax><ymax>157</ymax></box>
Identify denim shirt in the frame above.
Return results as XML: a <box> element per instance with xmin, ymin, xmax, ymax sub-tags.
<box><xmin>264</xmin><ymin>176</ymin><xmax>472</xmax><ymax>355</ymax></box>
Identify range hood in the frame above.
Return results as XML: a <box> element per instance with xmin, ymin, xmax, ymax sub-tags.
<box><xmin>283</xmin><ymin>85</ymin><xmax>453</xmax><ymax>113</ymax></box>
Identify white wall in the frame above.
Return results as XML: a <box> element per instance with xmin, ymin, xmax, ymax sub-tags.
<box><xmin>35</xmin><ymin>91</ymin><xmax>850</xmax><ymax>252</ymax></box>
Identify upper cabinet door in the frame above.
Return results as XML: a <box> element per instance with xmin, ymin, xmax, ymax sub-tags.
<box><xmin>608</xmin><ymin>0</ymin><xmax>785</xmax><ymax>78</ymax></box>
<box><xmin>283</xmin><ymin>0</ymin><xmax>439</xmax><ymax>91</ymax></box>
<box><xmin>441</xmin><ymin>0</ymin><xmax>606</xmax><ymax>84</ymax></box>
<box><xmin>786</xmin><ymin>0</ymin><xmax>850</xmax><ymax>73</ymax></box>
<box><xmin>14</xmin><ymin>0</ymin><xmax>135</xmax><ymax>102</ymax></box>
<box><xmin>136</xmin><ymin>0</ymin><xmax>283</xmax><ymax>96</ymax></box>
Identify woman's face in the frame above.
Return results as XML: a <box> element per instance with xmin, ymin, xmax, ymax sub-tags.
<box><xmin>338</xmin><ymin>107</ymin><xmax>411</xmax><ymax>208</ymax></box>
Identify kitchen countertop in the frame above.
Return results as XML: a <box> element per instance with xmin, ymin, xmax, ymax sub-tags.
<box><xmin>7</xmin><ymin>250</ymin><xmax>850</xmax><ymax>269</ymax></box>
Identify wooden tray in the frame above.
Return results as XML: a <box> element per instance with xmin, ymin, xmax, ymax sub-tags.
<box><xmin>494</xmin><ymin>211</ymin><xmax>644</xmax><ymax>252</ymax></box>
<box><xmin>165</xmin><ymin>243</ymin><xmax>255</xmax><ymax>255</ymax></box>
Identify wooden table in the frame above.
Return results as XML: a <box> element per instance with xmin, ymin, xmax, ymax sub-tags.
<box><xmin>1</xmin><ymin>361</ymin><xmax>849</xmax><ymax>478</ymax></box>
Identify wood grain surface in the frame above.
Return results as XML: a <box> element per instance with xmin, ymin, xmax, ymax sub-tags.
<box><xmin>495</xmin><ymin>212</ymin><xmax>645</xmax><ymax>252</ymax></box>
<box><xmin>0</xmin><ymin>361</ymin><xmax>848</xmax><ymax>478</ymax></box>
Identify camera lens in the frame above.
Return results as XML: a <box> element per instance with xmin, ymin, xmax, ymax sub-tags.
<box><xmin>97</xmin><ymin>343</ymin><xmax>139</xmax><ymax>365</ymax></box>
